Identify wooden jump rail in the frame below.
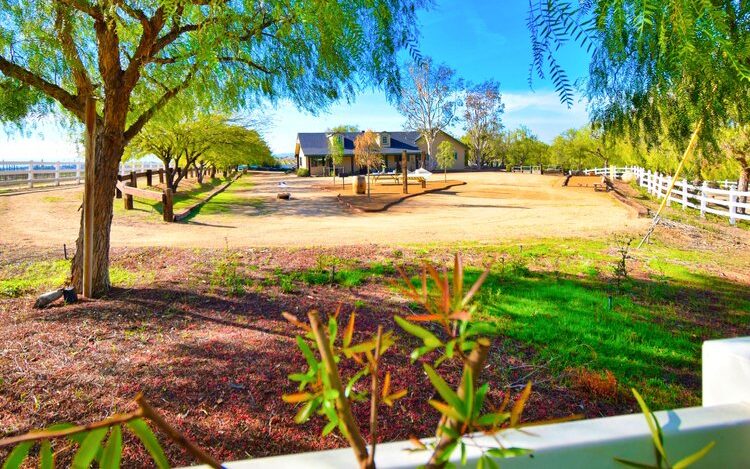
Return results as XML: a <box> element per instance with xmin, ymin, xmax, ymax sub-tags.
<box><xmin>116</xmin><ymin>180</ymin><xmax>174</xmax><ymax>222</ymax></box>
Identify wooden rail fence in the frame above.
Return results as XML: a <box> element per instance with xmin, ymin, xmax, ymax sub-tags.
<box><xmin>0</xmin><ymin>160</ymin><xmax>164</xmax><ymax>190</ymax></box>
<box><xmin>582</xmin><ymin>165</ymin><xmax>749</xmax><ymax>225</ymax></box>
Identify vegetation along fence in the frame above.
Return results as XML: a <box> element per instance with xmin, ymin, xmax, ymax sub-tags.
<box><xmin>583</xmin><ymin>165</ymin><xmax>749</xmax><ymax>225</ymax></box>
<box><xmin>0</xmin><ymin>160</ymin><xmax>164</xmax><ymax>190</ymax></box>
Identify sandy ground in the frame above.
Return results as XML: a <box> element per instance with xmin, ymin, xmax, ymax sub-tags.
<box><xmin>0</xmin><ymin>171</ymin><xmax>647</xmax><ymax>250</ymax></box>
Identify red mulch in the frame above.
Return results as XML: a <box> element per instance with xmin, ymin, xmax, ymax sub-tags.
<box><xmin>0</xmin><ymin>246</ymin><xmax>633</xmax><ymax>467</ymax></box>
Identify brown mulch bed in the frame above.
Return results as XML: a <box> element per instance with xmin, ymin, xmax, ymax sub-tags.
<box><xmin>330</xmin><ymin>179</ymin><xmax>466</xmax><ymax>212</ymax></box>
<box><xmin>0</xmin><ymin>246</ymin><xmax>669</xmax><ymax>466</ymax></box>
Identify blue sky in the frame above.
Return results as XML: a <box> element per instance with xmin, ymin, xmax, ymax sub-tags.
<box><xmin>1</xmin><ymin>0</ymin><xmax>591</xmax><ymax>160</ymax></box>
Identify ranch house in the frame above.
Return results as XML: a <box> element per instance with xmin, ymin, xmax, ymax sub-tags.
<box><xmin>294</xmin><ymin>130</ymin><xmax>467</xmax><ymax>176</ymax></box>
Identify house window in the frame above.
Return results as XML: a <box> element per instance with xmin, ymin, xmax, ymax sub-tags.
<box><xmin>380</xmin><ymin>133</ymin><xmax>390</xmax><ymax>147</ymax></box>
<box><xmin>454</xmin><ymin>151</ymin><xmax>458</xmax><ymax>160</ymax></box>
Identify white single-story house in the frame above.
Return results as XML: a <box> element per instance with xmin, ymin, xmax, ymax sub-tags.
<box><xmin>294</xmin><ymin>130</ymin><xmax>467</xmax><ymax>176</ymax></box>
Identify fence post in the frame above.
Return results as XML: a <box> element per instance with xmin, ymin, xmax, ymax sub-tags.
<box><xmin>146</xmin><ymin>169</ymin><xmax>153</xmax><ymax>186</ymax></box>
<box><xmin>76</xmin><ymin>162</ymin><xmax>82</xmax><ymax>184</ymax></box>
<box><xmin>700</xmin><ymin>182</ymin><xmax>707</xmax><ymax>218</ymax></box>
<box><xmin>55</xmin><ymin>162</ymin><xmax>61</xmax><ymax>186</ymax></box>
<box><xmin>729</xmin><ymin>188</ymin><xmax>737</xmax><ymax>226</ymax></box>
<box><xmin>130</xmin><ymin>170</ymin><xmax>137</xmax><ymax>189</ymax></box>
<box><xmin>666</xmin><ymin>176</ymin><xmax>672</xmax><ymax>207</ymax></box>
<box><xmin>158</xmin><ymin>168</ymin><xmax>164</xmax><ymax>183</ymax></box>
<box><xmin>28</xmin><ymin>161</ymin><xmax>34</xmax><ymax>188</ymax></box>
<box><xmin>115</xmin><ymin>175</ymin><xmax>123</xmax><ymax>199</ymax></box>
<box><xmin>123</xmin><ymin>182</ymin><xmax>133</xmax><ymax>210</ymax></box>
<box><xmin>682</xmin><ymin>178</ymin><xmax>688</xmax><ymax>210</ymax></box>
<box><xmin>162</xmin><ymin>188</ymin><xmax>173</xmax><ymax>222</ymax></box>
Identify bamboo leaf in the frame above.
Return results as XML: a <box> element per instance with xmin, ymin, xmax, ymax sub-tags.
<box><xmin>126</xmin><ymin>419</ymin><xmax>169</xmax><ymax>469</ymax></box>
<box><xmin>631</xmin><ymin>388</ymin><xmax>667</xmax><ymax>461</ymax></box>
<box><xmin>71</xmin><ymin>427</ymin><xmax>107</xmax><ymax>469</ymax></box>
<box><xmin>394</xmin><ymin>316</ymin><xmax>441</xmax><ymax>347</ymax></box>
<box><xmin>511</xmin><ymin>382</ymin><xmax>532</xmax><ymax>427</ymax></box>
<box><xmin>486</xmin><ymin>447</ymin><xmax>532</xmax><ymax>458</ymax></box>
<box><xmin>381</xmin><ymin>371</ymin><xmax>391</xmax><ymax>398</ymax></box>
<box><xmin>673</xmin><ymin>441</ymin><xmax>715</xmax><ymax>469</ymax></box>
<box><xmin>613</xmin><ymin>458</ymin><xmax>658</xmax><ymax>468</ymax></box>
<box><xmin>429</xmin><ymin>400</ymin><xmax>464</xmax><ymax>421</ymax></box>
<box><xmin>383</xmin><ymin>389</ymin><xmax>407</xmax><ymax>406</ymax></box>
<box><xmin>39</xmin><ymin>440</ymin><xmax>53</xmax><ymax>469</ymax></box>
<box><xmin>343</xmin><ymin>312</ymin><xmax>356</xmax><ymax>348</ymax></box>
<box><xmin>2</xmin><ymin>441</ymin><xmax>33</xmax><ymax>469</ymax></box>
<box><xmin>282</xmin><ymin>392</ymin><xmax>314</xmax><ymax>403</ymax></box>
<box><xmin>424</xmin><ymin>364</ymin><xmax>465</xmax><ymax>418</ymax></box>
<box><xmin>100</xmin><ymin>426</ymin><xmax>122</xmax><ymax>469</ymax></box>
<box><xmin>296</xmin><ymin>336</ymin><xmax>318</xmax><ymax>370</ymax></box>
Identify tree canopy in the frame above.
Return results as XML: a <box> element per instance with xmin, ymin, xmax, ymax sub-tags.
<box><xmin>0</xmin><ymin>0</ymin><xmax>426</xmax><ymax>295</ymax></box>
<box><xmin>528</xmin><ymin>1</ymin><xmax>750</xmax><ymax>145</ymax></box>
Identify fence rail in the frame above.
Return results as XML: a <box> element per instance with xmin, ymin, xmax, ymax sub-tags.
<box><xmin>0</xmin><ymin>160</ymin><xmax>165</xmax><ymax>190</ymax></box>
<box><xmin>582</xmin><ymin>165</ymin><xmax>748</xmax><ymax>225</ymax></box>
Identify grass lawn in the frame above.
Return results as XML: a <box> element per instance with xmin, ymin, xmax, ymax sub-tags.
<box><xmin>0</xmin><ymin>228</ymin><xmax>748</xmax><ymax>465</ymax></box>
<box><xmin>115</xmin><ymin>176</ymin><xmax>235</xmax><ymax>219</ymax></box>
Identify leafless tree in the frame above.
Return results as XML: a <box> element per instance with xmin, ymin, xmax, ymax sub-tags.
<box><xmin>398</xmin><ymin>58</ymin><xmax>462</xmax><ymax>169</ymax></box>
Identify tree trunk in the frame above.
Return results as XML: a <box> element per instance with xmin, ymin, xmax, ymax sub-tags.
<box><xmin>738</xmin><ymin>166</ymin><xmax>749</xmax><ymax>214</ymax></box>
<box><xmin>367</xmin><ymin>166</ymin><xmax>371</xmax><ymax>199</ymax></box>
<box><xmin>70</xmin><ymin>129</ymin><xmax>124</xmax><ymax>296</ymax></box>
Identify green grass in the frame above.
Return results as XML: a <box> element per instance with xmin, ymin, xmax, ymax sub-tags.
<box><xmin>0</xmin><ymin>260</ymin><xmax>69</xmax><ymax>297</ymax></box>
<box><xmin>0</xmin><ymin>260</ymin><xmax>153</xmax><ymax>297</ymax></box>
<box><xmin>405</xmin><ymin>239</ymin><xmax>750</xmax><ymax>410</ymax></box>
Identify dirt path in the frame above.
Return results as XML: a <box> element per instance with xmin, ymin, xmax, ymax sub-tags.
<box><xmin>1</xmin><ymin>172</ymin><xmax>647</xmax><ymax>249</ymax></box>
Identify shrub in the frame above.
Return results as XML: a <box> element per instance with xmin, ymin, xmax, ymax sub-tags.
<box><xmin>297</xmin><ymin>167</ymin><xmax>310</xmax><ymax>177</ymax></box>
<box><xmin>571</xmin><ymin>368</ymin><xmax>618</xmax><ymax>400</ymax></box>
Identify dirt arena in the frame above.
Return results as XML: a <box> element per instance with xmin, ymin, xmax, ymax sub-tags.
<box><xmin>0</xmin><ymin>172</ymin><xmax>647</xmax><ymax>250</ymax></box>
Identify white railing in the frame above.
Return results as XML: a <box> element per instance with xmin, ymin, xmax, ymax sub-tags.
<box><xmin>583</xmin><ymin>166</ymin><xmax>749</xmax><ymax>225</ymax></box>
<box><xmin>186</xmin><ymin>337</ymin><xmax>750</xmax><ymax>468</ymax></box>
<box><xmin>0</xmin><ymin>160</ymin><xmax>164</xmax><ymax>190</ymax></box>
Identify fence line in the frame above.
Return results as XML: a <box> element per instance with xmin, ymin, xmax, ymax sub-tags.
<box><xmin>0</xmin><ymin>160</ymin><xmax>165</xmax><ymax>190</ymax></box>
<box><xmin>582</xmin><ymin>165</ymin><xmax>749</xmax><ymax>225</ymax></box>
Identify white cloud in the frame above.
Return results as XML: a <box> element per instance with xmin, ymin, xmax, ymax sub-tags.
<box><xmin>502</xmin><ymin>91</ymin><xmax>589</xmax><ymax>142</ymax></box>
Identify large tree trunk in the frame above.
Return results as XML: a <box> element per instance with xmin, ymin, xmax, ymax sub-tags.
<box><xmin>70</xmin><ymin>128</ymin><xmax>125</xmax><ymax>296</ymax></box>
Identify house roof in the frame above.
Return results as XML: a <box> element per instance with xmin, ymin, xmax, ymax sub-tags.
<box><xmin>297</xmin><ymin>131</ymin><xmax>423</xmax><ymax>156</ymax></box>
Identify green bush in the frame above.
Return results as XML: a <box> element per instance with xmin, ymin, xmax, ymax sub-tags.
<box><xmin>297</xmin><ymin>167</ymin><xmax>310</xmax><ymax>177</ymax></box>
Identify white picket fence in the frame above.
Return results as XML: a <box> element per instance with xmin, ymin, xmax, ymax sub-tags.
<box><xmin>582</xmin><ymin>165</ymin><xmax>749</xmax><ymax>225</ymax></box>
<box><xmin>0</xmin><ymin>160</ymin><xmax>164</xmax><ymax>189</ymax></box>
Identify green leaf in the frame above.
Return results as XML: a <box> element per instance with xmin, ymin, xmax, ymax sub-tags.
<box><xmin>460</xmin><ymin>440</ymin><xmax>467</xmax><ymax>465</ymax></box>
<box><xmin>322</xmin><ymin>389</ymin><xmax>340</xmax><ymax>401</ymax></box>
<box><xmin>631</xmin><ymin>388</ymin><xmax>667</xmax><ymax>461</ymax></box>
<box><xmin>100</xmin><ymin>426</ymin><xmax>122</xmax><ymax>469</ymax></box>
<box><xmin>463</xmin><ymin>371</ymin><xmax>474</xmax><ymax>422</ymax></box>
<box><xmin>126</xmin><ymin>419</ymin><xmax>169</xmax><ymax>469</ymax></box>
<box><xmin>486</xmin><ymin>447</ymin><xmax>532</xmax><ymax>458</ymax></box>
<box><xmin>296</xmin><ymin>336</ymin><xmax>318</xmax><ymax>370</ymax></box>
<box><xmin>71</xmin><ymin>427</ymin><xmax>107</xmax><ymax>469</ymax></box>
<box><xmin>613</xmin><ymin>458</ymin><xmax>658</xmax><ymax>468</ymax></box>
<box><xmin>2</xmin><ymin>441</ymin><xmax>33</xmax><ymax>469</ymax></box>
<box><xmin>328</xmin><ymin>317</ymin><xmax>338</xmax><ymax>346</ymax></box>
<box><xmin>424</xmin><ymin>364</ymin><xmax>464</xmax><ymax>417</ymax></box>
<box><xmin>475</xmin><ymin>412</ymin><xmax>510</xmax><ymax>427</ymax></box>
<box><xmin>288</xmin><ymin>373</ymin><xmax>310</xmax><ymax>382</ymax></box>
<box><xmin>345</xmin><ymin>368</ymin><xmax>369</xmax><ymax>398</ymax></box>
<box><xmin>394</xmin><ymin>316</ymin><xmax>442</xmax><ymax>347</ymax></box>
<box><xmin>39</xmin><ymin>440</ymin><xmax>53</xmax><ymax>469</ymax></box>
<box><xmin>295</xmin><ymin>399</ymin><xmax>316</xmax><ymax>424</ymax></box>
<box><xmin>673</xmin><ymin>441</ymin><xmax>716</xmax><ymax>469</ymax></box>
<box><xmin>322</xmin><ymin>421</ymin><xmax>337</xmax><ymax>436</ymax></box>
<box><xmin>474</xmin><ymin>383</ymin><xmax>490</xmax><ymax>418</ymax></box>
<box><xmin>429</xmin><ymin>400</ymin><xmax>465</xmax><ymax>421</ymax></box>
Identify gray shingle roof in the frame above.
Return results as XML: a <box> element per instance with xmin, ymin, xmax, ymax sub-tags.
<box><xmin>297</xmin><ymin>131</ymin><xmax>422</xmax><ymax>156</ymax></box>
